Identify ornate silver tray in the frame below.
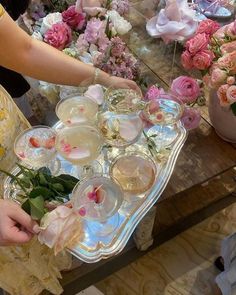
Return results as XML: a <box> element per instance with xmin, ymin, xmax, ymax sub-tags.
<box><xmin>4</xmin><ymin>121</ymin><xmax>187</xmax><ymax>263</ymax></box>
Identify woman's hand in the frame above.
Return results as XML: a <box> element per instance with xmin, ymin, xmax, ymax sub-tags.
<box><xmin>0</xmin><ymin>199</ymin><xmax>39</xmax><ymax>246</ymax></box>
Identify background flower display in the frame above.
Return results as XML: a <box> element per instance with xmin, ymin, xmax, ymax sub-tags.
<box><xmin>26</xmin><ymin>0</ymin><xmax>140</xmax><ymax>100</ymax></box>
<box><xmin>181</xmin><ymin>18</ymin><xmax>236</xmax><ymax>116</ymax></box>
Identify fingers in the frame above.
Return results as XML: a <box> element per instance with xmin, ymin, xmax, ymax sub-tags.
<box><xmin>7</xmin><ymin>202</ymin><xmax>39</xmax><ymax>234</ymax></box>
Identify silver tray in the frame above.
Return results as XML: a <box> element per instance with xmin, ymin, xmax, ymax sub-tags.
<box><xmin>4</xmin><ymin>121</ymin><xmax>187</xmax><ymax>263</ymax></box>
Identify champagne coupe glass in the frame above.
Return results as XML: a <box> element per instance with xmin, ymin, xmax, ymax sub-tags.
<box><xmin>14</xmin><ymin>125</ymin><xmax>59</xmax><ymax>173</ymax></box>
<box><xmin>72</xmin><ymin>175</ymin><xmax>124</xmax><ymax>236</ymax></box>
<box><xmin>105</xmin><ymin>87</ymin><xmax>144</xmax><ymax>114</ymax></box>
<box><xmin>55</xmin><ymin>124</ymin><xmax>103</xmax><ymax>178</ymax></box>
<box><xmin>110</xmin><ymin>151</ymin><xmax>156</xmax><ymax>196</ymax></box>
<box><xmin>56</xmin><ymin>95</ymin><xmax>98</xmax><ymax>126</ymax></box>
<box><xmin>98</xmin><ymin>111</ymin><xmax>144</xmax><ymax>149</ymax></box>
<box><xmin>143</xmin><ymin>93</ymin><xmax>184</xmax><ymax>150</ymax></box>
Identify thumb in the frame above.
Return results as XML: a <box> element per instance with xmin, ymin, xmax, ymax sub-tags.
<box><xmin>10</xmin><ymin>206</ymin><xmax>39</xmax><ymax>234</ymax></box>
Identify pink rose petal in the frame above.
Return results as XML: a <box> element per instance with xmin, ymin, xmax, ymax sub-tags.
<box><xmin>67</xmin><ymin>146</ymin><xmax>90</xmax><ymax>159</ymax></box>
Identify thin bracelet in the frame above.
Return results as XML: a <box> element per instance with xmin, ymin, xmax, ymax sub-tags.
<box><xmin>93</xmin><ymin>68</ymin><xmax>100</xmax><ymax>85</ymax></box>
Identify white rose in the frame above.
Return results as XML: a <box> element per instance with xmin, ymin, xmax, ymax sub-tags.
<box><xmin>40</xmin><ymin>12</ymin><xmax>62</xmax><ymax>36</ymax></box>
<box><xmin>106</xmin><ymin>10</ymin><xmax>132</xmax><ymax>35</ymax></box>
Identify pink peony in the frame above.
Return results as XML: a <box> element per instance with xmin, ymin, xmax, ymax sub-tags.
<box><xmin>171</xmin><ymin>76</ymin><xmax>200</xmax><ymax>103</ymax></box>
<box><xmin>185</xmin><ymin>33</ymin><xmax>209</xmax><ymax>55</ymax></box>
<box><xmin>145</xmin><ymin>85</ymin><xmax>165</xmax><ymax>101</ymax></box>
<box><xmin>217</xmin><ymin>84</ymin><xmax>230</xmax><ymax>106</ymax></box>
<box><xmin>75</xmin><ymin>0</ymin><xmax>106</xmax><ymax>16</ymax></box>
<box><xmin>62</xmin><ymin>5</ymin><xmax>86</xmax><ymax>30</ymax></box>
<box><xmin>38</xmin><ymin>206</ymin><xmax>83</xmax><ymax>255</ymax></box>
<box><xmin>181</xmin><ymin>50</ymin><xmax>193</xmax><ymax>70</ymax></box>
<box><xmin>226</xmin><ymin>85</ymin><xmax>236</xmax><ymax>104</ymax></box>
<box><xmin>210</xmin><ymin>68</ymin><xmax>227</xmax><ymax>87</ymax></box>
<box><xmin>44</xmin><ymin>22</ymin><xmax>71</xmax><ymax>50</ymax></box>
<box><xmin>196</xmin><ymin>19</ymin><xmax>220</xmax><ymax>36</ymax></box>
<box><xmin>192</xmin><ymin>49</ymin><xmax>214</xmax><ymax>70</ymax></box>
<box><xmin>181</xmin><ymin>107</ymin><xmax>201</xmax><ymax>130</ymax></box>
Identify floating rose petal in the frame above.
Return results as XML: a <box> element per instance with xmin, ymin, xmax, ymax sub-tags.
<box><xmin>43</xmin><ymin>136</ymin><xmax>56</xmax><ymax>149</ymax></box>
<box><xmin>67</xmin><ymin>146</ymin><xmax>90</xmax><ymax>159</ymax></box>
<box><xmin>119</xmin><ymin>120</ymin><xmax>141</xmax><ymax>142</ymax></box>
<box><xmin>18</xmin><ymin>152</ymin><xmax>25</xmax><ymax>158</ymax></box>
<box><xmin>61</xmin><ymin>142</ymin><xmax>72</xmax><ymax>154</ymax></box>
<box><xmin>78</xmin><ymin>207</ymin><xmax>86</xmax><ymax>216</ymax></box>
<box><xmin>29</xmin><ymin>137</ymin><xmax>41</xmax><ymax>148</ymax></box>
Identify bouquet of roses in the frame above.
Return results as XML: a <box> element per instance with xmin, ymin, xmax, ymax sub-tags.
<box><xmin>181</xmin><ymin>18</ymin><xmax>236</xmax><ymax>116</ymax></box>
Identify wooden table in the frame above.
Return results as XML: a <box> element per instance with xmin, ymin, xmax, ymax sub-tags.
<box><xmin>45</xmin><ymin>1</ymin><xmax>236</xmax><ymax>293</ymax></box>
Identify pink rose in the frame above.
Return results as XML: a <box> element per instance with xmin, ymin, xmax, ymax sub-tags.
<box><xmin>44</xmin><ymin>22</ymin><xmax>72</xmax><ymax>50</ymax></box>
<box><xmin>181</xmin><ymin>107</ymin><xmax>201</xmax><ymax>130</ymax></box>
<box><xmin>192</xmin><ymin>50</ymin><xmax>214</xmax><ymax>70</ymax></box>
<box><xmin>214</xmin><ymin>21</ymin><xmax>236</xmax><ymax>41</ymax></box>
<box><xmin>181</xmin><ymin>50</ymin><xmax>193</xmax><ymax>70</ymax></box>
<box><xmin>217</xmin><ymin>52</ymin><xmax>236</xmax><ymax>73</ymax></box>
<box><xmin>185</xmin><ymin>33</ymin><xmax>209</xmax><ymax>55</ymax></box>
<box><xmin>171</xmin><ymin>76</ymin><xmax>200</xmax><ymax>104</ymax></box>
<box><xmin>196</xmin><ymin>19</ymin><xmax>220</xmax><ymax>36</ymax></box>
<box><xmin>62</xmin><ymin>5</ymin><xmax>86</xmax><ymax>30</ymax></box>
<box><xmin>227</xmin><ymin>76</ymin><xmax>235</xmax><ymax>85</ymax></box>
<box><xmin>75</xmin><ymin>0</ymin><xmax>106</xmax><ymax>16</ymax></box>
<box><xmin>220</xmin><ymin>41</ymin><xmax>236</xmax><ymax>54</ymax></box>
<box><xmin>38</xmin><ymin>206</ymin><xmax>83</xmax><ymax>255</ymax></box>
<box><xmin>210</xmin><ymin>68</ymin><xmax>227</xmax><ymax>88</ymax></box>
<box><xmin>144</xmin><ymin>85</ymin><xmax>165</xmax><ymax>101</ymax></box>
<box><xmin>217</xmin><ymin>84</ymin><xmax>230</xmax><ymax>106</ymax></box>
<box><xmin>226</xmin><ymin>85</ymin><xmax>236</xmax><ymax>104</ymax></box>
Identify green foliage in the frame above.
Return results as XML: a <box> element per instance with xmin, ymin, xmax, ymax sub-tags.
<box><xmin>0</xmin><ymin>165</ymin><xmax>79</xmax><ymax>220</ymax></box>
<box><xmin>231</xmin><ymin>102</ymin><xmax>236</xmax><ymax>116</ymax></box>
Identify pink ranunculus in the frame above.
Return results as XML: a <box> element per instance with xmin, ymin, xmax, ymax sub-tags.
<box><xmin>226</xmin><ymin>85</ymin><xmax>236</xmax><ymax>104</ymax></box>
<box><xmin>185</xmin><ymin>33</ymin><xmax>209</xmax><ymax>55</ymax></box>
<box><xmin>44</xmin><ymin>22</ymin><xmax>72</xmax><ymax>50</ymax></box>
<box><xmin>144</xmin><ymin>85</ymin><xmax>165</xmax><ymax>101</ymax></box>
<box><xmin>210</xmin><ymin>68</ymin><xmax>227</xmax><ymax>88</ymax></box>
<box><xmin>192</xmin><ymin>49</ymin><xmax>214</xmax><ymax>70</ymax></box>
<box><xmin>75</xmin><ymin>0</ymin><xmax>106</xmax><ymax>16</ymax></box>
<box><xmin>171</xmin><ymin>76</ymin><xmax>200</xmax><ymax>103</ymax></box>
<box><xmin>217</xmin><ymin>84</ymin><xmax>230</xmax><ymax>106</ymax></box>
<box><xmin>220</xmin><ymin>40</ymin><xmax>236</xmax><ymax>54</ymax></box>
<box><xmin>196</xmin><ymin>19</ymin><xmax>220</xmax><ymax>36</ymax></box>
<box><xmin>181</xmin><ymin>50</ymin><xmax>193</xmax><ymax>70</ymax></box>
<box><xmin>181</xmin><ymin>107</ymin><xmax>201</xmax><ymax>130</ymax></box>
<box><xmin>62</xmin><ymin>5</ymin><xmax>86</xmax><ymax>30</ymax></box>
<box><xmin>38</xmin><ymin>206</ymin><xmax>84</xmax><ymax>255</ymax></box>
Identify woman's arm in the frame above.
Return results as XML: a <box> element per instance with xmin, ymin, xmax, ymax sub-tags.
<box><xmin>0</xmin><ymin>10</ymin><xmax>140</xmax><ymax>91</ymax></box>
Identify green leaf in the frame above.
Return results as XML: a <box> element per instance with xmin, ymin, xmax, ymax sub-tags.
<box><xmin>52</xmin><ymin>183</ymin><xmax>65</xmax><ymax>192</ymax></box>
<box><xmin>29</xmin><ymin>186</ymin><xmax>54</xmax><ymax>200</ymax></box>
<box><xmin>38</xmin><ymin>173</ymin><xmax>48</xmax><ymax>186</ymax></box>
<box><xmin>29</xmin><ymin>196</ymin><xmax>45</xmax><ymax>220</ymax></box>
<box><xmin>38</xmin><ymin>167</ymin><xmax>51</xmax><ymax>176</ymax></box>
<box><xmin>230</xmin><ymin>102</ymin><xmax>236</xmax><ymax>116</ymax></box>
<box><xmin>21</xmin><ymin>199</ymin><xmax>31</xmax><ymax>215</ymax></box>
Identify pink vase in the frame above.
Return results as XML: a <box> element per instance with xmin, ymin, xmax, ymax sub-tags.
<box><xmin>208</xmin><ymin>90</ymin><xmax>236</xmax><ymax>143</ymax></box>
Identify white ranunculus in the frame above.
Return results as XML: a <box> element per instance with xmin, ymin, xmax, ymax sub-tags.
<box><xmin>40</xmin><ymin>12</ymin><xmax>62</xmax><ymax>36</ymax></box>
<box><xmin>106</xmin><ymin>10</ymin><xmax>132</xmax><ymax>35</ymax></box>
<box><xmin>31</xmin><ymin>31</ymin><xmax>43</xmax><ymax>41</ymax></box>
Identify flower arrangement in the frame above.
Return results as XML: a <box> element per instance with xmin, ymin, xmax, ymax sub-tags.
<box><xmin>181</xmin><ymin>18</ymin><xmax>236</xmax><ymax>116</ymax></box>
<box><xmin>27</xmin><ymin>0</ymin><xmax>140</xmax><ymax>100</ymax></box>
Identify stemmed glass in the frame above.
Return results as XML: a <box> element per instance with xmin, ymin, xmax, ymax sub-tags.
<box><xmin>143</xmin><ymin>93</ymin><xmax>184</xmax><ymax>150</ymax></box>
<box><xmin>72</xmin><ymin>175</ymin><xmax>124</xmax><ymax>236</ymax></box>
<box><xmin>55</xmin><ymin>124</ymin><xmax>103</xmax><ymax>178</ymax></box>
<box><xmin>14</xmin><ymin>125</ymin><xmax>59</xmax><ymax>173</ymax></box>
<box><xmin>56</xmin><ymin>95</ymin><xmax>98</xmax><ymax>126</ymax></box>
